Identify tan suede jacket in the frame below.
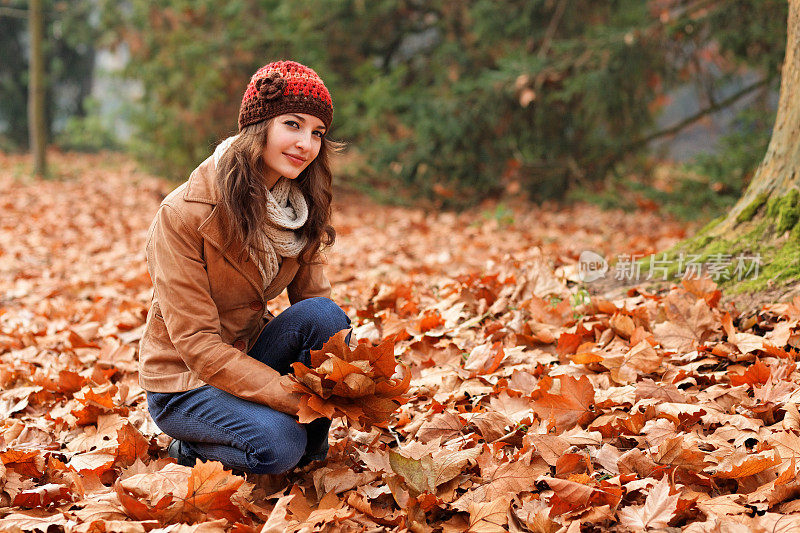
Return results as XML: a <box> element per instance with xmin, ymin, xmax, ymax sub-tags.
<box><xmin>138</xmin><ymin>154</ymin><xmax>331</xmax><ymax>406</ymax></box>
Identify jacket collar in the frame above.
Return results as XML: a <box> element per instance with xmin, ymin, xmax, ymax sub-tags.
<box><xmin>183</xmin><ymin>155</ymin><xmax>220</xmax><ymax>205</ymax></box>
<box><xmin>184</xmin><ymin>135</ymin><xmax>238</xmax><ymax>204</ymax></box>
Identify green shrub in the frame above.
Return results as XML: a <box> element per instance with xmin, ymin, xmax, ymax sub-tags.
<box><xmin>54</xmin><ymin>98</ymin><xmax>120</xmax><ymax>152</ymax></box>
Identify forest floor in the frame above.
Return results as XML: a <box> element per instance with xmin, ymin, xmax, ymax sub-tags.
<box><xmin>1</xmin><ymin>150</ymin><xmax>799</xmax><ymax>532</ymax></box>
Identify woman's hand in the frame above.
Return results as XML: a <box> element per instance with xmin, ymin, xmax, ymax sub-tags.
<box><xmin>268</xmin><ymin>374</ymin><xmax>304</xmax><ymax>417</ymax></box>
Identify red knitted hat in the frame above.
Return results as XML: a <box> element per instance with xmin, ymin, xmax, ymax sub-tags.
<box><xmin>238</xmin><ymin>60</ymin><xmax>333</xmax><ymax>131</ymax></box>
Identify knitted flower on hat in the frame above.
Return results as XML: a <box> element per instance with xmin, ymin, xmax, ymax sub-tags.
<box><xmin>238</xmin><ymin>60</ymin><xmax>333</xmax><ymax>131</ymax></box>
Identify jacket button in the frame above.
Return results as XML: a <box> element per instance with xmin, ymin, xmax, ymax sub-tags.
<box><xmin>249</xmin><ymin>301</ymin><xmax>264</xmax><ymax>311</ymax></box>
<box><xmin>233</xmin><ymin>339</ymin><xmax>246</xmax><ymax>351</ymax></box>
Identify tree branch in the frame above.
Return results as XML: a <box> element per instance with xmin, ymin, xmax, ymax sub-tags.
<box><xmin>591</xmin><ymin>75</ymin><xmax>774</xmax><ymax>179</ymax></box>
<box><xmin>631</xmin><ymin>76</ymin><xmax>773</xmax><ymax>150</ymax></box>
<box><xmin>537</xmin><ymin>0</ymin><xmax>569</xmax><ymax>59</ymax></box>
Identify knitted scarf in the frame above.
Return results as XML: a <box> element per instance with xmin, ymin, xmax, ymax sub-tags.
<box><xmin>214</xmin><ymin>135</ymin><xmax>308</xmax><ymax>287</ymax></box>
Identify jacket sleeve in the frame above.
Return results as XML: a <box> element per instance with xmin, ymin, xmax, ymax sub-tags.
<box><xmin>287</xmin><ymin>251</ymin><xmax>332</xmax><ymax>305</ymax></box>
<box><xmin>146</xmin><ymin>204</ymin><xmax>285</xmax><ymax>406</ymax></box>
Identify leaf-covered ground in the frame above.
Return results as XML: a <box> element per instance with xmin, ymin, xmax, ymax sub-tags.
<box><xmin>1</xmin><ymin>151</ymin><xmax>799</xmax><ymax>532</ymax></box>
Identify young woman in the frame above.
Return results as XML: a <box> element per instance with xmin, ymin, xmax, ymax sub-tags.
<box><xmin>138</xmin><ymin>60</ymin><xmax>351</xmax><ymax>474</ymax></box>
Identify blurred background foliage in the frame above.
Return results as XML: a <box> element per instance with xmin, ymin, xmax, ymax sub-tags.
<box><xmin>0</xmin><ymin>0</ymin><xmax>789</xmax><ymax>213</ymax></box>
<box><xmin>1</xmin><ymin>0</ymin><xmax>100</xmax><ymax>149</ymax></box>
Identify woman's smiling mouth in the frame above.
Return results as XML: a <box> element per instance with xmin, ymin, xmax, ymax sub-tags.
<box><xmin>284</xmin><ymin>153</ymin><xmax>306</xmax><ymax>164</ymax></box>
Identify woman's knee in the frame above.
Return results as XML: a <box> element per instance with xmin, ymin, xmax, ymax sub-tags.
<box><xmin>248</xmin><ymin>420</ymin><xmax>307</xmax><ymax>474</ymax></box>
<box><xmin>302</xmin><ymin>297</ymin><xmax>351</xmax><ymax>335</ymax></box>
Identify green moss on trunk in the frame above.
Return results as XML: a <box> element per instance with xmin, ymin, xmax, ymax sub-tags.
<box><xmin>769</xmin><ymin>188</ymin><xmax>800</xmax><ymax>233</ymax></box>
<box><xmin>633</xmin><ymin>191</ymin><xmax>800</xmax><ymax>294</ymax></box>
<box><xmin>736</xmin><ymin>192</ymin><xmax>769</xmax><ymax>224</ymax></box>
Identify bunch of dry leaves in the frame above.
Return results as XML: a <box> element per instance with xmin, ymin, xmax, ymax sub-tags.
<box><xmin>1</xmin><ymin>151</ymin><xmax>799</xmax><ymax>532</ymax></box>
<box><xmin>288</xmin><ymin>330</ymin><xmax>411</xmax><ymax>429</ymax></box>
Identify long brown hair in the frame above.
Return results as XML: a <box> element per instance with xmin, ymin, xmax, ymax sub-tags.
<box><xmin>214</xmin><ymin>119</ymin><xmax>339</xmax><ymax>265</ymax></box>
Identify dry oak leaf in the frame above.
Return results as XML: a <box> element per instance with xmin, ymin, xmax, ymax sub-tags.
<box><xmin>531</xmin><ymin>375</ymin><xmax>595</xmax><ymax>432</ymax></box>
<box><xmin>289</xmin><ymin>329</ymin><xmax>410</xmax><ymax>428</ymax></box>
<box><xmin>618</xmin><ymin>477</ymin><xmax>679</xmax><ymax>531</ymax></box>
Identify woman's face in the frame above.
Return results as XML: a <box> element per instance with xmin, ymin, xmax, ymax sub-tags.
<box><xmin>262</xmin><ymin>113</ymin><xmax>326</xmax><ymax>189</ymax></box>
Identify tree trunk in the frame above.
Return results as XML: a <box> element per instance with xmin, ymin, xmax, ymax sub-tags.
<box><xmin>660</xmin><ymin>0</ymin><xmax>800</xmax><ymax>299</ymax></box>
<box><xmin>714</xmin><ymin>0</ymin><xmax>800</xmax><ymax>234</ymax></box>
<box><xmin>28</xmin><ymin>0</ymin><xmax>46</xmax><ymax>177</ymax></box>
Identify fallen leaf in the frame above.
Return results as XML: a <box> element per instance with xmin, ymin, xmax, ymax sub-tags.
<box><xmin>618</xmin><ymin>477</ymin><xmax>678</xmax><ymax>531</ymax></box>
<box><xmin>531</xmin><ymin>375</ymin><xmax>595</xmax><ymax>431</ymax></box>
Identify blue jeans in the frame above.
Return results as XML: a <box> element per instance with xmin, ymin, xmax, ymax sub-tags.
<box><xmin>146</xmin><ymin>297</ymin><xmax>351</xmax><ymax>474</ymax></box>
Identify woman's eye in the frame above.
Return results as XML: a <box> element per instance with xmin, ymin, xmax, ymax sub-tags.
<box><xmin>313</xmin><ymin>131</ymin><xmax>325</xmax><ymax>138</ymax></box>
<box><xmin>284</xmin><ymin>120</ymin><xmax>299</xmax><ymax>128</ymax></box>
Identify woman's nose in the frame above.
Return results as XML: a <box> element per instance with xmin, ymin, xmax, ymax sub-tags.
<box><xmin>295</xmin><ymin>131</ymin><xmax>311</xmax><ymax>150</ymax></box>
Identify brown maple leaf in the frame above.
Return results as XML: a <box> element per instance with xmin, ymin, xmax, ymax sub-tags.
<box><xmin>655</xmin><ymin>436</ymin><xmax>709</xmax><ymax>473</ymax></box>
<box><xmin>115</xmin><ymin>422</ymin><xmax>150</xmax><ymax>466</ymax></box>
<box><xmin>114</xmin><ymin>478</ymin><xmax>174</xmax><ymax>522</ymax></box>
<box><xmin>531</xmin><ymin>375</ymin><xmax>596</xmax><ymax>432</ymax></box>
<box><xmin>721</xmin><ymin>312</ymin><xmax>765</xmax><ymax>354</ymax></box>
<box><xmin>388</xmin><ymin>446</ymin><xmax>481</xmax><ymax>496</ymax></box>
<box><xmin>177</xmin><ymin>460</ymin><xmax>246</xmax><ymax>523</ymax></box>
<box><xmin>70</xmin><ymin>383</ymin><xmax>128</xmax><ymax>426</ymax></box>
<box><xmin>12</xmin><ymin>483</ymin><xmax>72</xmax><ymax>509</ymax></box>
<box><xmin>618</xmin><ymin>477</ymin><xmax>679</xmax><ymax>530</ymax></box>
<box><xmin>712</xmin><ymin>450</ymin><xmax>781</xmax><ymax>479</ymax></box>
<box><xmin>1</xmin><ymin>449</ymin><xmax>45</xmax><ymax>479</ymax></box>
<box><xmin>729</xmin><ymin>358</ymin><xmax>771</xmax><ymax>387</ymax></box>
<box><xmin>653</xmin><ymin>289</ymin><xmax>718</xmax><ymax>352</ymax></box>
